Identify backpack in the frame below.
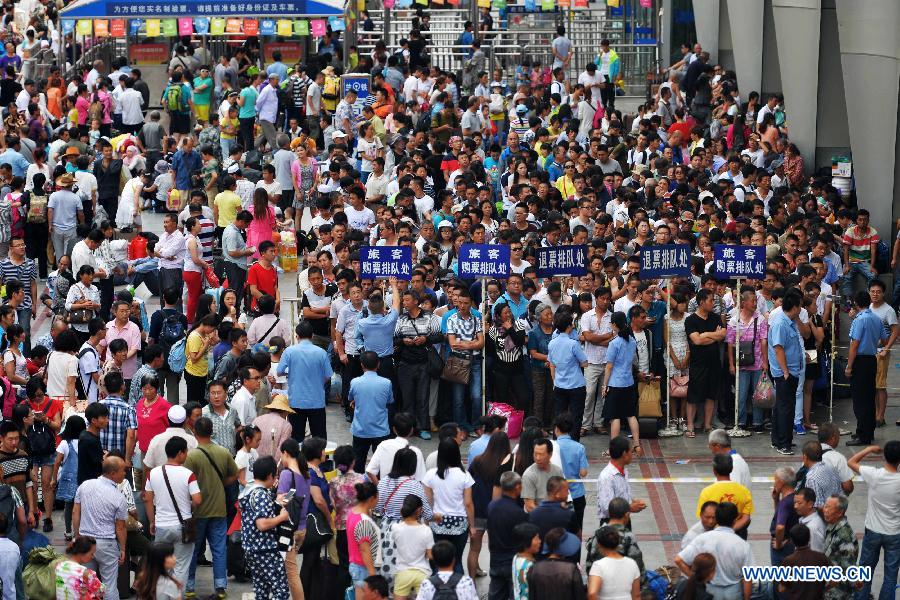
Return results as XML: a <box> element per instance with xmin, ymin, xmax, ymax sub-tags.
<box><xmin>88</xmin><ymin>92</ymin><xmax>104</xmax><ymax>123</ymax></box>
<box><xmin>876</xmin><ymin>239</ymin><xmax>890</xmax><ymax>274</ymax></box>
<box><xmin>428</xmin><ymin>573</ymin><xmax>462</xmax><ymax>599</ymax></box>
<box><xmin>26</xmin><ymin>192</ymin><xmax>48</xmax><ymax>224</ymax></box>
<box><xmin>322</xmin><ymin>76</ymin><xmax>340</xmax><ymax>101</ymax></box>
<box><xmin>168</xmin><ymin>336</ymin><xmax>188</xmax><ymax>373</ymax></box>
<box><xmin>28</xmin><ymin>420</ymin><xmax>56</xmax><ymax>458</ymax></box>
<box><xmin>159</xmin><ymin>312</ymin><xmax>186</xmax><ymax>351</ymax></box>
<box><xmin>0</xmin><ymin>484</ymin><xmax>19</xmax><ymax>545</ymax></box>
<box><xmin>165</xmin><ymin>84</ymin><xmax>187</xmax><ymax>112</ymax></box>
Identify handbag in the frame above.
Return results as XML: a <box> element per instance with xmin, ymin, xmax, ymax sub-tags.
<box><xmin>441</xmin><ymin>353</ymin><xmax>471</xmax><ymax>385</ymax></box>
<box><xmin>66</xmin><ymin>286</ymin><xmax>94</xmax><ymax>325</ymax></box>
<box><xmin>738</xmin><ymin>318</ymin><xmax>757</xmax><ymax>367</ymax></box>
<box><xmin>637</xmin><ymin>380</ymin><xmax>662</xmax><ymax>418</ymax></box>
<box><xmin>162</xmin><ymin>465</ymin><xmax>196</xmax><ymax>544</ymax></box>
<box><xmin>668</xmin><ymin>374</ymin><xmax>689</xmax><ymax>399</ymax></box>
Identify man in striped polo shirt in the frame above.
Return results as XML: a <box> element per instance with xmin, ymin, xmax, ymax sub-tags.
<box><xmin>0</xmin><ymin>239</ymin><xmax>36</xmax><ymax>353</ymax></box>
<box><xmin>841</xmin><ymin>208</ymin><xmax>879</xmax><ymax>299</ymax></box>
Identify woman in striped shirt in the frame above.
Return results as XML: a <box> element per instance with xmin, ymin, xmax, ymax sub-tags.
<box><xmin>488</xmin><ymin>302</ymin><xmax>529</xmax><ymax>410</ymax></box>
<box><xmin>375</xmin><ymin>448</ymin><xmax>433</xmax><ymax>585</ymax></box>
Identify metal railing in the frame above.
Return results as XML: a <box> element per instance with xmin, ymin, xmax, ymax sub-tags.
<box><xmin>357</xmin><ymin>2</ymin><xmax>659</xmax><ymax>96</ymax></box>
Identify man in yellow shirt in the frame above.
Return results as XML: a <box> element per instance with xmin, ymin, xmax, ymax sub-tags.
<box><xmin>696</xmin><ymin>453</ymin><xmax>754</xmax><ymax>536</ymax></box>
<box><xmin>213</xmin><ymin>175</ymin><xmax>243</xmax><ymax>234</ymax></box>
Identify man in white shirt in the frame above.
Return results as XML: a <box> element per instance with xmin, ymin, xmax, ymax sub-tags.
<box><xmin>848</xmin><ymin>441</ymin><xmax>900</xmax><ymax>600</ymax></box>
<box><xmin>681</xmin><ymin>500</ymin><xmax>718</xmax><ymax>550</ymax></box>
<box><xmin>794</xmin><ymin>487</ymin><xmax>825</xmax><ymax>552</ymax></box>
<box><xmin>144</xmin><ymin>436</ymin><xmax>202</xmax><ymax>589</ymax></box>
<box><xmin>707</xmin><ymin>429</ymin><xmax>751</xmax><ymax>489</ymax></box>
<box><xmin>817</xmin><ymin>423</ymin><xmax>855</xmax><ymax>495</ymax></box>
<box><xmin>119</xmin><ymin>78</ymin><xmax>145</xmax><ymax>136</ymax></box>
<box><xmin>596</xmin><ymin>436</ymin><xmax>646</xmax><ymax>520</ymax></box>
<box><xmin>230</xmin><ymin>367</ymin><xmax>260</xmax><ymax>426</ymax></box>
<box><xmin>154</xmin><ymin>214</ymin><xmax>186</xmax><ymax>312</ymax></box>
<box><xmin>675</xmin><ymin>502</ymin><xmax>754</xmax><ymax>599</ymax></box>
<box><xmin>16</xmin><ymin>79</ymin><xmax>35</xmax><ymax>114</ymax></box>
<box><xmin>78</xmin><ymin>319</ymin><xmax>105</xmax><ymax>405</ymax></box>
<box><xmin>578</xmin><ymin>63</ymin><xmax>603</xmax><ymax>103</ymax></box>
<box><xmin>580</xmin><ymin>289</ymin><xmax>613</xmax><ymax>434</ymax></box>
<box><xmin>365</xmin><ymin>413</ymin><xmax>425</xmax><ymax>484</ymax></box>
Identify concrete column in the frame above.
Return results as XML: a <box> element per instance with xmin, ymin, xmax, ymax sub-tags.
<box><xmin>691</xmin><ymin>0</ymin><xmax>720</xmax><ymax>63</ymax></box>
<box><xmin>725</xmin><ymin>0</ymin><xmax>764</xmax><ymax>96</ymax></box>
<box><xmin>771</xmin><ymin>0</ymin><xmax>821</xmax><ymax>168</ymax></box>
<box><xmin>835</xmin><ymin>0</ymin><xmax>900</xmax><ymax>237</ymax></box>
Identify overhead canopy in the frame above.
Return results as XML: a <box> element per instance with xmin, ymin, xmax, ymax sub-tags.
<box><xmin>59</xmin><ymin>0</ymin><xmax>344</xmax><ymax>19</ymax></box>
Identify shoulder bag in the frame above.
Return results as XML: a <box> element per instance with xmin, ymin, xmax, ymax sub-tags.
<box><xmin>410</xmin><ymin>317</ymin><xmax>444</xmax><ymax>378</ymax></box>
<box><xmin>162</xmin><ymin>465</ymin><xmax>196</xmax><ymax>544</ymax></box>
<box><xmin>738</xmin><ymin>318</ymin><xmax>757</xmax><ymax>367</ymax></box>
<box><xmin>299</xmin><ymin>471</ymin><xmax>334</xmax><ymax>551</ymax></box>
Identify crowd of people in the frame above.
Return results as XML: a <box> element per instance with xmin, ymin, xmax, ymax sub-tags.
<box><xmin>0</xmin><ymin>1</ymin><xmax>896</xmax><ymax>599</ymax></box>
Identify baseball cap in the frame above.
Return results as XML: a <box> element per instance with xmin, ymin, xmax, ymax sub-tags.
<box><xmin>515</xmin><ymin>104</ymin><xmax>528</xmax><ymax>114</ymax></box>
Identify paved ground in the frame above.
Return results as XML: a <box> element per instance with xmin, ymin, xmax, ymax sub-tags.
<box><xmin>33</xmin><ymin>210</ymin><xmax>900</xmax><ymax>598</ymax></box>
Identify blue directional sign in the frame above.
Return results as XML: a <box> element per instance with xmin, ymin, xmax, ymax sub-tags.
<box><xmin>342</xmin><ymin>75</ymin><xmax>370</xmax><ymax>110</ymax></box>
<box><xmin>639</xmin><ymin>244</ymin><xmax>691</xmax><ymax>279</ymax></box>
<box><xmin>536</xmin><ymin>245</ymin><xmax>587</xmax><ymax>277</ymax></box>
<box><xmin>713</xmin><ymin>245</ymin><xmax>766</xmax><ymax>280</ymax></box>
<box><xmin>459</xmin><ymin>244</ymin><xmax>510</xmax><ymax>278</ymax></box>
<box><xmin>360</xmin><ymin>246</ymin><xmax>412</xmax><ymax>280</ymax></box>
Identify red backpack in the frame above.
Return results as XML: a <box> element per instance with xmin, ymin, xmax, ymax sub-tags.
<box><xmin>0</xmin><ymin>376</ymin><xmax>16</xmax><ymax>419</ymax></box>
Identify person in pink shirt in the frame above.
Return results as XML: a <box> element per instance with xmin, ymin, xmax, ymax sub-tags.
<box><xmin>135</xmin><ymin>373</ymin><xmax>172</xmax><ymax>458</ymax></box>
<box><xmin>103</xmin><ymin>300</ymin><xmax>141</xmax><ymax>390</ymax></box>
<box><xmin>247</xmin><ymin>188</ymin><xmax>276</xmax><ymax>260</ymax></box>
<box><xmin>74</xmin><ymin>84</ymin><xmax>91</xmax><ymax>137</ymax></box>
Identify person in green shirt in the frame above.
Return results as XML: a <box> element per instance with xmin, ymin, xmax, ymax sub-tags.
<box><xmin>182</xmin><ymin>415</ymin><xmax>239</xmax><ymax>596</ymax></box>
<box><xmin>237</xmin><ymin>75</ymin><xmax>259</xmax><ymax>152</ymax></box>
<box><xmin>192</xmin><ymin>67</ymin><xmax>214</xmax><ymax>124</ymax></box>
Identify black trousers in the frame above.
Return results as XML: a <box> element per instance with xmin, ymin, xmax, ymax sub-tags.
<box><xmin>222</xmin><ymin>262</ymin><xmax>248</xmax><ymax>313</ymax></box>
<box><xmin>555</xmin><ymin>386</ymin><xmax>586</xmax><ymax>441</ymax></box>
<box><xmin>24</xmin><ymin>223</ymin><xmax>49</xmax><ymax>278</ymax></box>
<box><xmin>97</xmin><ymin>277</ymin><xmax>114</xmax><ymax>321</ymax></box>
<box><xmin>397</xmin><ymin>360</ymin><xmax>430</xmax><ymax>430</ymax></box>
<box><xmin>601</xmin><ymin>75</ymin><xmax>616</xmax><ymax>111</ymax></box>
<box><xmin>184</xmin><ymin>372</ymin><xmax>207</xmax><ymax>406</ymax></box>
<box><xmin>493</xmin><ymin>362</ymin><xmax>530</xmax><ymax>412</ymax></box>
<box><xmin>99</xmin><ymin>196</ymin><xmax>118</xmax><ymax>222</ymax></box>
<box><xmin>158</xmin><ymin>267</ymin><xmax>184</xmax><ymax>312</ymax></box>
<box><xmin>772</xmin><ymin>374</ymin><xmax>799</xmax><ymax>450</ymax></box>
<box><xmin>341</xmin><ymin>354</ymin><xmax>361</xmax><ymax>416</ymax></box>
<box><xmin>851</xmin><ymin>355</ymin><xmax>877</xmax><ymax>443</ymax></box>
<box><xmin>289</xmin><ymin>408</ymin><xmax>327</xmax><ymax>441</ymax></box>
<box><xmin>352</xmin><ymin>435</ymin><xmax>389</xmax><ymax>476</ymax></box>
<box><xmin>488</xmin><ymin>559</ymin><xmax>514</xmax><ymax>600</ymax></box>
<box><xmin>239</xmin><ymin>117</ymin><xmax>255</xmax><ymax>151</ymax></box>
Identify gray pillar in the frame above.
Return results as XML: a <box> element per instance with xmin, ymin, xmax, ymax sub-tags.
<box><xmin>691</xmin><ymin>0</ymin><xmax>720</xmax><ymax>63</ymax></box>
<box><xmin>661</xmin><ymin>0</ymin><xmax>673</xmax><ymax>67</ymax></box>
<box><xmin>725</xmin><ymin>0</ymin><xmax>763</xmax><ymax>96</ymax></box>
<box><xmin>835</xmin><ymin>0</ymin><xmax>900</xmax><ymax>237</ymax></box>
<box><xmin>771</xmin><ymin>0</ymin><xmax>821</xmax><ymax>168</ymax></box>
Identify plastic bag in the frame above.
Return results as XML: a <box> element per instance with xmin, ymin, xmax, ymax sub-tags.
<box><xmin>753</xmin><ymin>371</ymin><xmax>775</xmax><ymax>409</ymax></box>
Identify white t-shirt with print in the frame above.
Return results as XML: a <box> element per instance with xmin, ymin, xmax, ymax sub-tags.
<box><xmin>145</xmin><ymin>464</ymin><xmax>200</xmax><ymax>528</ymax></box>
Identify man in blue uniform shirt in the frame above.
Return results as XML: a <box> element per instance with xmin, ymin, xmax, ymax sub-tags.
<box><xmin>846</xmin><ymin>290</ymin><xmax>888</xmax><ymax>446</ymax></box>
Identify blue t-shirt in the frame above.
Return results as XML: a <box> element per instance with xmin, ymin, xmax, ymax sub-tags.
<box><xmin>606</xmin><ymin>335</ymin><xmax>637</xmax><ymax>388</ymax></box>
<box><xmin>238</xmin><ymin>86</ymin><xmax>258</xmax><ymax>119</ymax></box>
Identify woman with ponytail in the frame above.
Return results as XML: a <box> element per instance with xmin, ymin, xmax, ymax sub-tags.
<box><xmin>54</xmin><ymin>535</ymin><xmax>105</xmax><ymax>598</ymax></box>
<box><xmin>277</xmin><ymin>437</ymin><xmax>311</xmax><ymax>600</ymax></box>
<box><xmin>328</xmin><ymin>444</ymin><xmax>367</xmax><ymax>599</ymax></box>
<box><xmin>602</xmin><ymin>311</ymin><xmax>641</xmax><ymax>453</ymax></box>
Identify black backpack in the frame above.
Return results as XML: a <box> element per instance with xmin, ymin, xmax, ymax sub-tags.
<box><xmin>28</xmin><ymin>422</ymin><xmax>56</xmax><ymax>458</ymax></box>
<box><xmin>429</xmin><ymin>573</ymin><xmax>462</xmax><ymax>599</ymax></box>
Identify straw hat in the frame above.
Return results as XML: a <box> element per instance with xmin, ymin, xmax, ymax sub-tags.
<box><xmin>64</xmin><ymin>147</ymin><xmax>80</xmax><ymax>158</ymax></box>
<box><xmin>56</xmin><ymin>173</ymin><xmax>75</xmax><ymax>187</ymax></box>
<box><xmin>265</xmin><ymin>394</ymin><xmax>295</xmax><ymax>414</ymax></box>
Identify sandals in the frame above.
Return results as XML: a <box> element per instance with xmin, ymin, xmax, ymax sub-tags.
<box><xmin>685</xmin><ymin>430</ymin><xmax>696</xmax><ymax>438</ymax></box>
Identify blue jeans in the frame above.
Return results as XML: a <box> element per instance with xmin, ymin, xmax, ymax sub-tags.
<box><xmin>737</xmin><ymin>369</ymin><xmax>763</xmax><ymax>426</ymax></box>
<box><xmin>349</xmin><ymin>562</ymin><xmax>369</xmax><ymax>586</ymax></box>
<box><xmin>451</xmin><ymin>359</ymin><xmax>482</xmax><ymax>432</ymax></box>
<box><xmin>855</xmin><ymin>528</ymin><xmax>900</xmax><ymax>600</ymax></box>
<box><xmin>187</xmin><ymin>517</ymin><xmax>228</xmax><ymax>592</ymax></box>
<box><xmin>841</xmin><ymin>261</ymin><xmax>877</xmax><ymax>299</ymax></box>
<box><xmin>794</xmin><ymin>367</ymin><xmax>805</xmax><ymax>427</ymax></box>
